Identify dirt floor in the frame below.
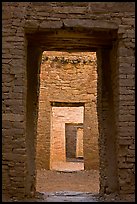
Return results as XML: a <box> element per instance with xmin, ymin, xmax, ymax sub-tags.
<box><xmin>36</xmin><ymin>160</ymin><xmax>99</xmax><ymax>193</ymax></box>
<box><xmin>36</xmin><ymin>169</ymin><xmax>99</xmax><ymax>193</ymax></box>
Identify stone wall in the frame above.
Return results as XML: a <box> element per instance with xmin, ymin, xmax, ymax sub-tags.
<box><xmin>2</xmin><ymin>2</ymin><xmax>135</xmax><ymax>200</ymax></box>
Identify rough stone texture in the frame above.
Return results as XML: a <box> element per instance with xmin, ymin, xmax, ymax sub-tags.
<box><xmin>2</xmin><ymin>2</ymin><xmax>135</xmax><ymax>201</ymax></box>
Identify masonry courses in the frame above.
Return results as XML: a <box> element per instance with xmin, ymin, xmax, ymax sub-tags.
<box><xmin>2</xmin><ymin>2</ymin><xmax>135</xmax><ymax>201</ymax></box>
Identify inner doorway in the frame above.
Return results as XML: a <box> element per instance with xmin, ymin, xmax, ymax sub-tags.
<box><xmin>65</xmin><ymin>123</ymin><xmax>84</xmax><ymax>160</ymax></box>
<box><xmin>50</xmin><ymin>104</ymin><xmax>84</xmax><ymax>172</ymax></box>
<box><xmin>36</xmin><ymin>50</ymin><xmax>100</xmax><ymax>193</ymax></box>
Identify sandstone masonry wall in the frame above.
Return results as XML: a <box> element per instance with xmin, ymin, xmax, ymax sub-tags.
<box><xmin>2</xmin><ymin>2</ymin><xmax>135</xmax><ymax>200</ymax></box>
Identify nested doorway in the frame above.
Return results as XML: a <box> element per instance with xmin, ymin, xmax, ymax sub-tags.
<box><xmin>50</xmin><ymin>104</ymin><xmax>85</xmax><ymax>172</ymax></box>
<box><xmin>26</xmin><ymin>27</ymin><xmax>119</xmax><ymax>196</ymax></box>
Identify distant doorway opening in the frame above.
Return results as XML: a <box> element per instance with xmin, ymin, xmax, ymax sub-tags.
<box><xmin>50</xmin><ymin>103</ymin><xmax>84</xmax><ymax>172</ymax></box>
<box><xmin>65</xmin><ymin>123</ymin><xmax>84</xmax><ymax>161</ymax></box>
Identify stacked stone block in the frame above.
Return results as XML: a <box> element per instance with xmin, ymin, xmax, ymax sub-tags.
<box><xmin>2</xmin><ymin>2</ymin><xmax>135</xmax><ymax>200</ymax></box>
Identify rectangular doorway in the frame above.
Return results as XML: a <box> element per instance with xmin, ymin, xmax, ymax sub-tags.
<box><xmin>50</xmin><ymin>103</ymin><xmax>84</xmax><ymax>172</ymax></box>
<box><xmin>65</xmin><ymin>123</ymin><xmax>83</xmax><ymax>161</ymax></box>
<box><xmin>36</xmin><ymin>50</ymin><xmax>100</xmax><ymax>194</ymax></box>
